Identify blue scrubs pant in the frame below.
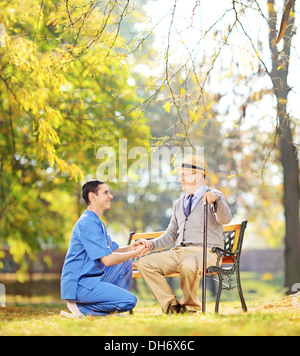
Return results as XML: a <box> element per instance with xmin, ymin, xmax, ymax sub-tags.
<box><xmin>76</xmin><ymin>260</ymin><xmax>137</xmax><ymax>316</ymax></box>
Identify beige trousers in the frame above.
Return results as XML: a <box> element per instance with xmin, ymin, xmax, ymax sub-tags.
<box><xmin>137</xmin><ymin>246</ymin><xmax>218</xmax><ymax>313</ymax></box>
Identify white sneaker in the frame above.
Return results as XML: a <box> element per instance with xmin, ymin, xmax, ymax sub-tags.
<box><xmin>59</xmin><ymin>302</ymin><xmax>85</xmax><ymax>318</ymax></box>
<box><xmin>67</xmin><ymin>301</ymin><xmax>83</xmax><ymax>315</ymax></box>
<box><xmin>60</xmin><ymin>310</ymin><xmax>85</xmax><ymax>319</ymax></box>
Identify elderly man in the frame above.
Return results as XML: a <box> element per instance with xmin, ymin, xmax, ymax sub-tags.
<box><xmin>137</xmin><ymin>155</ymin><xmax>232</xmax><ymax>314</ymax></box>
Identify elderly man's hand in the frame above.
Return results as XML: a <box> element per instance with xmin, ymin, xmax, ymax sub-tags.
<box><xmin>133</xmin><ymin>239</ymin><xmax>152</xmax><ymax>256</ymax></box>
<box><xmin>203</xmin><ymin>191</ymin><xmax>218</xmax><ymax>205</ymax></box>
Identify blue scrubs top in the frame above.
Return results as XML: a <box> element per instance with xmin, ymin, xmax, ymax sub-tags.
<box><xmin>61</xmin><ymin>210</ymin><xmax>119</xmax><ymax>300</ymax></box>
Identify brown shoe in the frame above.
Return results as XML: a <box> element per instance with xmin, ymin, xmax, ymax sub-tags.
<box><xmin>166</xmin><ymin>304</ymin><xmax>182</xmax><ymax>314</ymax></box>
<box><xmin>180</xmin><ymin>306</ymin><xmax>197</xmax><ymax>314</ymax></box>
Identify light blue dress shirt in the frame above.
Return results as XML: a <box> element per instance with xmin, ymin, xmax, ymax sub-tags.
<box><xmin>183</xmin><ymin>184</ymin><xmax>208</xmax><ymax>213</ymax></box>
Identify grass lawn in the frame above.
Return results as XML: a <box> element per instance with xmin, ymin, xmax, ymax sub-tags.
<box><xmin>1</xmin><ymin>296</ymin><xmax>300</xmax><ymax>336</ymax></box>
<box><xmin>1</xmin><ymin>272</ymin><xmax>300</xmax><ymax>336</ymax></box>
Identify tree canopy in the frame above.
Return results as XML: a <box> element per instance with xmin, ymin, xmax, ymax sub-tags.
<box><xmin>0</xmin><ymin>0</ymin><xmax>150</xmax><ymax>276</ymax></box>
<box><xmin>0</xmin><ymin>0</ymin><xmax>299</xmax><ymax>290</ymax></box>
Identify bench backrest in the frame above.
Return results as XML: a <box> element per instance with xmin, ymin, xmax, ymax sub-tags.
<box><xmin>223</xmin><ymin>222</ymin><xmax>247</xmax><ymax>255</ymax></box>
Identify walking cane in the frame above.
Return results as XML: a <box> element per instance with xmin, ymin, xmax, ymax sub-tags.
<box><xmin>202</xmin><ymin>203</ymin><xmax>208</xmax><ymax>314</ymax></box>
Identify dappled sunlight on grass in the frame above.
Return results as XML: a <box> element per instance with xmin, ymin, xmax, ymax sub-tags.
<box><xmin>1</xmin><ymin>294</ymin><xmax>300</xmax><ymax>336</ymax></box>
<box><xmin>1</xmin><ymin>273</ymin><xmax>299</xmax><ymax>335</ymax></box>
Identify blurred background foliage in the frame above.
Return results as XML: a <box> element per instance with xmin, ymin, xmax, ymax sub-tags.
<box><xmin>0</xmin><ymin>0</ymin><xmax>297</xmax><ymax>281</ymax></box>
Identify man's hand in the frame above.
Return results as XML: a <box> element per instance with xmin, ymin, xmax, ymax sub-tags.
<box><xmin>203</xmin><ymin>191</ymin><xmax>218</xmax><ymax>205</ymax></box>
<box><xmin>133</xmin><ymin>239</ymin><xmax>152</xmax><ymax>256</ymax></box>
<box><xmin>132</xmin><ymin>243</ymin><xmax>147</xmax><ymax>257</ymax></box>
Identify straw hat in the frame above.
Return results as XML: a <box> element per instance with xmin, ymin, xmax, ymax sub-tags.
<box><xmin>180</xmin><ymin>154</ymin><xmax>210</xmax><ymax>176</ymax></box>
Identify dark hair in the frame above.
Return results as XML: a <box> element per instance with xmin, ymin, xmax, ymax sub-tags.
<box><xmin>82</xmin><ymin>180</ymin><xmax>105</xmax><ymax>206</ymax></box>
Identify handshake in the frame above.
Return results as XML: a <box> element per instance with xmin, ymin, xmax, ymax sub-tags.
<box><xmin>132</xmin><ymin>239</ymin><xmax>152</xmax><ymax>257</ymax></box>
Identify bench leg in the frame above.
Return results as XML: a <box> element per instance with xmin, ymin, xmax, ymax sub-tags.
<box><xmin>214</xmin><ymin>273</ymin><xmax>223</xmax><ymax>314</ymax></box>
<box><xmin>236</xmin><ymin>266</ymin><xmax>247</xmax><ymax>312</ymax></box>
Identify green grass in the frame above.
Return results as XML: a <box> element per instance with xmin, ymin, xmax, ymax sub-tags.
<box><xmin>1</xmin><ymin>272</ymin><xmax>300</xmax><ymax>336</ymax></box>
<box><xmin>1</xmin><ymin>300</ymin><xmax>300</xmax><ymax>336</ymax></box>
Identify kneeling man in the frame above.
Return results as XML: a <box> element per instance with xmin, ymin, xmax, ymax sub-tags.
<box><xmin>61</xmin><ymin>180</ymin><xmax>144</xmax><ymax>317</ymax></box>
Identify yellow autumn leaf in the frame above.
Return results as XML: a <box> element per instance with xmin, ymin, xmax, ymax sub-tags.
<box><xmin>163</xmin><ymin>102</ymin><xmax>172</xmax><ymax>113</ymax></box>
<box><xmin>263</xmin><ymin>273</ymin><xmax>273</xmax><ymax>281</ymax></box>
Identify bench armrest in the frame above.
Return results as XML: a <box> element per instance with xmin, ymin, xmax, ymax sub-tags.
<box><xmin>212</xmin><ymin>247</ymin><xmax>237</xmax><ymax>256</ymax></box>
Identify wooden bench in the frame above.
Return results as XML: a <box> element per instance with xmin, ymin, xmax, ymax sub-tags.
<box><xmin>128</xmin><ymin>221</ymin><xmax>248</xmax><ymax>314</ymax></box>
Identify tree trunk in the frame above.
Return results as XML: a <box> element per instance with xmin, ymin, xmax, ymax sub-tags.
<box><xmin>268</xmin><ymin>0</ymin><xmax>300</xmax><ymax>293</ymax></box>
